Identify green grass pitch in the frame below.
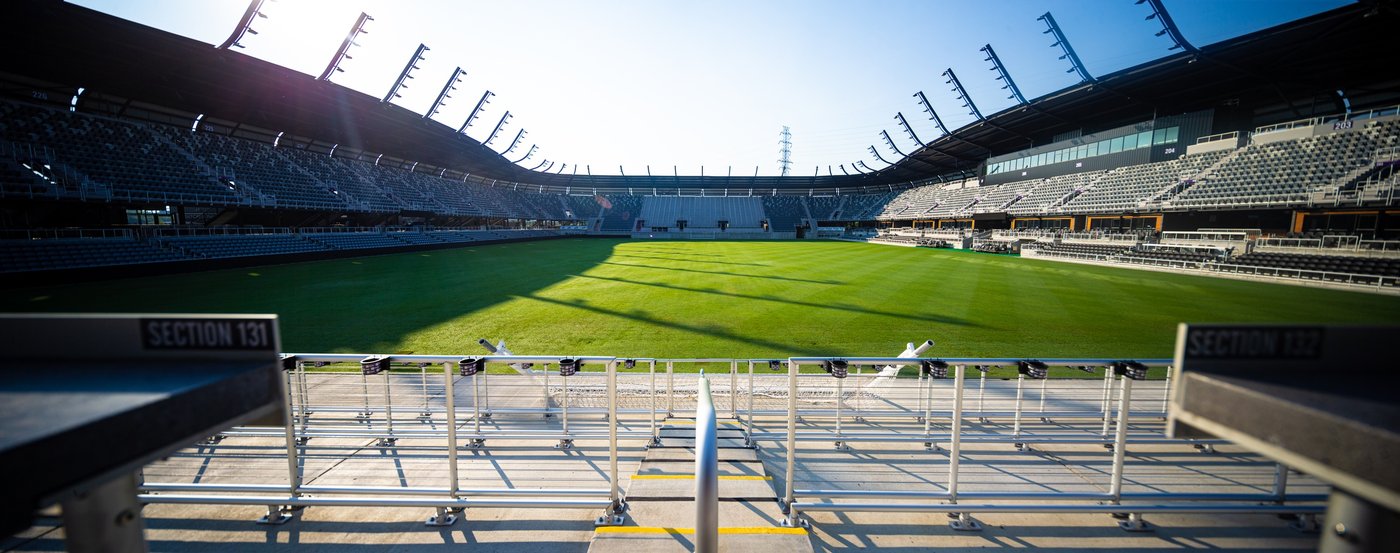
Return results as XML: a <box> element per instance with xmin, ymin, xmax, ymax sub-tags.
<box><xmin>3</xmin><ymin>238</ymin><xmax>1397</xmax><ymax>362</ymax></box>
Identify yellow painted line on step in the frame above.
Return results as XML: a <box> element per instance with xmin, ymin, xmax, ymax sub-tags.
<box><xmin>631</xmin><ymin>475</ymin><xmax>772</xmax><ymax>480</ymax></box>
<box><xmin>596</xmin><ymin>526</ymin><xmax>807</xmax><ymax>535</ymax></box>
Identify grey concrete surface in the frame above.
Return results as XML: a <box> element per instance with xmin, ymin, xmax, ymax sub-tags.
<box><xmin>3</xmin><ymin>371</ymin><xmax>1325</xmax><ymax>552</ymax></box>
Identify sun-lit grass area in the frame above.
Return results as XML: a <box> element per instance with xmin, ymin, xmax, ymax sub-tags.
<box><xmin>3</xmin><ymin>238</ymin><xmax>1397</xmax><ymax>363</ymax></box>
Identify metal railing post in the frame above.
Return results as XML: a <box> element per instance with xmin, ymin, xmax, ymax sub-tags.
<box><xmin>730</xmin><ymin>360</ymin><xmax>738</xmax><ymax>419</ymax></box>
<box><xmin>977</xmin><ymin>368</ymin><xmax>988</xmax><ymax>423</ymax></box>
<box><xmin>1100</xmin><ymin>369</ymin><xmax>1115</xmax><ymax>438</ymax></box>
<box><xmin>1108</xmin><ymin>374</ymin><xmax>1134</xmax><ymax>504</ymax></box>
<box><xmin>419</xmin><ymin>364</ymin><xmax>432</xmax><ymax>419</ymax></box>
<box><xmin>649</xmin><ymin>360</ymin><xmax>659</xmax><ymax>446</ymax></box>
<box><xmin>917</xmin><ymin>367</ymin><xmax>926</xmax><ymax>421</ymax></box>
<box><xmin>784</xmin><ymin>360</ymin><xmax>798</xmax><ymax>518</ymax></box>
<box><xmin>695</xmin><ymin>374</ymin><xmax>719</xmax><ymax>553</ymax></box>
<box><xmin>557</xmin><ymin>364</ymin><xmax>572</xmax><ymax>448</ymax></box>
<box><xmin>279</xmin><ymin>365</ymin><xmax>301</xmax><ymax>522</ymax></box>
<box><xmin>1161</xmin><ymin>366</ymin><xmax>1172</xmax><ymax>417</ymax></box>
<box><xmin>607</xmin><ymin>360</ymin><xmax>623</xmax><ymax>519</ymax></box>
<box><xmin>1037</xmin><ymin>375</ymin><xmax>1049</xmax><ymax>420</ymax></box>
<box><xmin>666</xmin><ymin>361</ymin><xmax>675</xmax><ymax>415</ymax></box>
<box><xmin>948</xmin><ymin>365</ymin><xmax>966</xmax><ymax>502</ymax></box>
<box><xmin>1272</xmin><ymin>463</ymin><xmax>1289</xmax><ymax>502</ymax></box>
<box><xmin>923</xmin><ymin>371</ymin><xmax>934</xmax><ymax>440</ymax></box>
<box><xmin>297</xmin><ymin>363</ymin><xmax>311</xmax><ymax>416</ymax></box>
<box><xmin>381</xmin><ymin>369</ymin><xmax>396</xmax><ymax>445</ymax></box>
<box><xmin>746</xmin><ymin>361</ymin><xmax>755</xmax><ymax>445</ymax></box>
<box><xmin>359</xmin><ymin>371</ymin><xmax>372</xmax><ymax>420</ymax></box>
<box><xmin>443</xmin><ymin>363</ymin><xmax>458</xmax><ymax>497</ymax></box>
<box><xmin>472</xmin><ymin>368</ymin><xmax>482</xmax><ymax>435</ymax></box>
<box><xmin>1012</xmin><ymin>374</ymin><xmax>1025</xmax><ymax>440</ymax></box>
<box><xmin>855</xmin><ymin>364</ymin><xmax>863</xmax><ymax>420</ymax></box>
<box><xmin>834</xmin><ymin>371</ymin><xmax>844</xmax><ymax>448</ymax></box>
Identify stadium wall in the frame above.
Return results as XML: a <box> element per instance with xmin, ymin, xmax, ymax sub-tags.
<box><xmin>984</xmin><ymin>110</ymin><xmax>1214</xmax><ymax>185</ymax></box>
<box><xmin>0</xmin><ymin>233</ymin><xmax>575</xmax><ymax>288</ymax></box>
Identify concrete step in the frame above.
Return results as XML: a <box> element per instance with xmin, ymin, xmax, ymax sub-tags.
<box><xmin>589</xmin><ymin>501</ymin><xmax>811</xmax><ymax>553</ymax></box>
<box><xmin>658</xmin><ymin>427</ymin><xmax>747</xmax><ymax>439</ymax></box>
<box><xmin>588</xmin><ymin>526</ymin><xmax>811</xmax><ymax>553</ymax></box>
<box><xmin>625</xmin><ymin>474</ymin><xmax>777</xmax><ymax>501</ymax></box>
<box><xmin>654</xmin><ymin>437</ymin><xmax>750</xmax><ymax>449</ymax></box>
<box><xmin>644</xmin><ymin>447</ymin><xmax>760</xmax><ymax>463</ymax></box>
<box><xmin>636</xmin><ymin>460</ymin><xmax>765</xmax><ymax>477</ymax></box>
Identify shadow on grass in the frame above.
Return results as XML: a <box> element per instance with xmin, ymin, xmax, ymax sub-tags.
<box><xmin>610</xmin><ymin>253</ymin><xmax>771</xmax><ymax>267</ymax></box>
<box><xmin>514</xmin><ymin>293</ymin><xmax>829</xmax><ymax>356</ymax></box>
<box><xmin>574</xmin><ymin>273</ymin><xmax>980</xmax><ymax>327</ymax></box>
<box><xmin>599</xmin><ymin>261</ymin><xmax>842</xmax><ymax>285</ymax></box>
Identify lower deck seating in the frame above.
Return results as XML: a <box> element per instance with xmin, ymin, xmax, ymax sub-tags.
<box><xmin>305</xmin><ymin>232</ymin><xmax>410</xmax><ymax>250</ymax></box>
<box><xmin>1226</xmin><ymin>251</ymin><xmax>1400</xmax><ymax>277</ymax></box>
<box><xmin>0</xmin><ymin>238</ymin><xmax>185</xmax><ymax>272</ymax></box>
<box><xmin>1031</xmin><ymin>242</ymin><xmax>1133</xmax><ymax>258</ymax></box>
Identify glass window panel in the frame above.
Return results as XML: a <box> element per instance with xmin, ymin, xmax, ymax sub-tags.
<box><xmin>1166</xmin><ymin>126</ymin><xmax>1179</xmax><ymax>143</ymax></box>
<box><xmin>1110</xmin><ymin>137</ymin><xmax>1124</xmax><ymax>153</ymax></box>
<box><xmin>1138</xmin><ymin>131</ymin><xmax>1152</xmax><ymax>148</ymax></box>
<box><xmin>1153</xmin><ymin>128</ymin><xmax>1166</xmax><ymax>145</ymax></box>
<box><xmin>1123</xmin><ymin>134</ymin><xmax>1138</xmax><ymax>150</ymax></box>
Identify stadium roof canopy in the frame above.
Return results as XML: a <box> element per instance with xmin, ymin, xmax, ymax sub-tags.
<box><xmin>2</xmin><ymin>0</ymin><xmax>1397</xmax><ymax>192</ymax></box>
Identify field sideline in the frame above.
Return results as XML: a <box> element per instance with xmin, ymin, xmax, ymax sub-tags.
<box><xmin>3</xmin><ymin>238</ymin><xmax>1396</xmax><ymax>360</ymax></box>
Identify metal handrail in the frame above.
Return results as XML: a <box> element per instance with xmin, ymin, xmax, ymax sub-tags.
<box><xmin>694</xmin><ymin>373</ymin><xmax>719</xmax><ymax>553</ymax></box>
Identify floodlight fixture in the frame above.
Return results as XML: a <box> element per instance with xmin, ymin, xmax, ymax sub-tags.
<box><xmin>895</xmin><ymin>112</ymin><xmax>924</xmax><ymax>147</ymax></box>
<box><xmin>426</xmin><ymin>67</ymin><xmax>466</xmax><ymax>119</ymax></box>
<box><xmin>459</xmin><ymin>357</ymin><xmax>484</xmax><ymax>377</ymax></box>
<box><xmin>1036</xmin><ymin>12</ymin><xmax>1093</xmax><ymax>83</ymax></box>
<box><xmin>913</xmin><ymin>90</ymin><xmax>951</xmax><ymax>136</ymax></box>
<box><xmin>361</xmin><ymin>356</ymin><xmax>389</xmax><ymax>376</ymax></box>
<box><xmin>383</xmin><ymin>43</ymin><xmax>430</xmax><ymax>103</ymax></box>
<box><xmin>880</xmin><ymin>130</ymin><xmax>907</xmax><ymax>157</ymax></box>
<box><xmin>459</xmin><ymin>90</ymin><xmax>495</xmax><ymax>134</ymax></box>
<box><xmin>980</xmin><ymin>43</ymin><xmax>1026</xmax><ymax>104</ymax></box>
<box><xmin>941</xmin><ymin>68</ymin><xmax>983</xmax><ymax>120</ymax></box>
<box><xmin>921</xmin><ymin>360</ymin><xmax>949</xmax><ymax>379</ymax></box>
<box><xmin>1017</xmin><ymin>360</ymin><xmax>1048</xmax><ymax>380</ymax></box>
<box><xmin>484</xmin><ymin>111</ymin><xmax>513</xmax><ymax>146</ymax></box>
<box><xmin>1113</xmin><ymin>361</ymin><xmax>1148</xmax><ymax>381</ymax></box>
<box><xmin>513</xmin><ymin>144</ymin><xmax>538</xmax><ymax>164</ymax></box>
<box><xmin>218</xmin><ymin>0</ymin><xmax>271</xmax><ymax>50</ymax></box>
<box><xmin>559</xmin><ymin>358</ymin><xmax>580</xmax><ymax>377</ymax></box>
<box><xmin>1136</xmin><ymin>0</ymin><xmax>1194</xmax><ymax>52</ymax></box>
<box><xmin>318</xmin><ymin>12</ymin><xmax>374</xmax><ymax>81</ymax></box>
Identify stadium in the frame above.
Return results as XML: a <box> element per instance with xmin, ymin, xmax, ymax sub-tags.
<box><xmin>0</xmin><ymin>0</ymin><xmax>1397</xmax><ymax>551</ymax></box>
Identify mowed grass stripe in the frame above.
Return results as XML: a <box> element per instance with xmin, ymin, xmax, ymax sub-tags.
<box><xmin>2</xmin><ymin>239</ymin><xmax>1396</xmax><ymax>359</ymax></box>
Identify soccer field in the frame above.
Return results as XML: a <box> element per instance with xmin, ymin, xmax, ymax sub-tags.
<box><xmin>3</xmin><ymin>238</ymin><xmax>1396</xmax><ymax>359</ymax></box>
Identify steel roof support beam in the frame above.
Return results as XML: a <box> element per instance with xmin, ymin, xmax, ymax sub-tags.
<box><xmin>218</xmin><ymin>0</ymin><xmax>268</xmax><ymax>50</ymax></box>
<box><xmin>317</xmin><ymin>12</ymin><xmax>373</xmax><ymax>81</ymax></box>
<box><xmin>459</xmin><ymin>90</ymin><xmax>494</xmax><ymax>134</ymax></box>
<box><xmin>425</xmin><ymin>67</ymin><xmax>465</xmax><ymax>120</ymax></box>
<box><xmin>942</xmin><ymin>68</ymin><xmax>983</xmax><ymax>120</ymax></box>
<box><xmin>383</xmin><ymin>44</ymin><xmax>429</xmax><ymax>103</ymax></box>
<box><xmin>1038</xmin><ymin>12</ymin><xmax>1093</xmax><ymax>83</ymax></box>
<box><xmin>1138</xmin><ymin>0</ymin><xmax>1196</xmax><ymax>52</ymax></box>
<box><xmin>981</xmin><ymin>44</ymin><xmax>1026</xmax><ymax>104</ymax></box>
<box><xmin>895</xmin><ymin>112</ymin><xmax>924</xmax><ymax>146</ymax></box>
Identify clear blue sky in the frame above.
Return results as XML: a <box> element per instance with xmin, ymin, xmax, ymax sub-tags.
<box><xmin>74</xmin><ymin>0</ymin><xmax>1350</xmax><ymax>176</ymax></box>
